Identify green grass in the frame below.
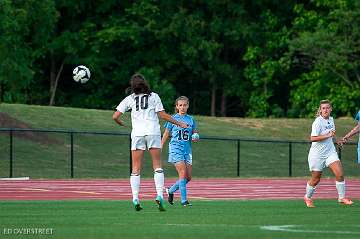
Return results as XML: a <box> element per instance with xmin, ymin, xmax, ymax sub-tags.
<box><xmin>2</xmin><ymin>103</ymin><xmax>356</xmax><ymax>138</ymax></box>
<box><xmin>1</xmin><ymin>103</ymin><xmax>360</xmax><ymax>178</ymax></box>
<box><xmin>0</xmin><ymin>200</ymin><xmax>359</xmax><ymax>239</ymax></box>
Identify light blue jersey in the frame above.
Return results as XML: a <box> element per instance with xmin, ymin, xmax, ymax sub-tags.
<box><xmin>165</xmin><ymin>114</ymin><xmax>197</xmax><ymax>164</ymax></box>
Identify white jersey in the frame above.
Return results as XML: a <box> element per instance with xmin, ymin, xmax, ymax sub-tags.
<box><xmin>116</xmin><ymin>92</ymin><xmax>164</xmax><ymax>136</ymax></box>
<box><xmin>308</xmin><ymin>116</ymin><xmax>337</xmax><ymax>159</ymax></box>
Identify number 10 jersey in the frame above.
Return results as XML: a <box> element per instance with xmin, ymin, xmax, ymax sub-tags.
<box><xmin>116</xmin><ymin>92</ymin><xmax>164</xmax><ymax>137</ymax></box>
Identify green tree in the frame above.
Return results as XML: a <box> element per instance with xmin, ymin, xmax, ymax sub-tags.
<box><xmin>154</xmin><ymin>1</ymin><xmax>250</xmax><ymax>116</ymax></box>
<box><xmin>289</xmin><ymin>0</ymin><xmax>360</xmax><ymax>116</ymax></box>
<box><xmin>0</xmin><ymin>0</ymin><xmax>57</xmax><ymax>103</ymax></box>
<box><xmin>4</xmin><ymin>0</ymin><xmax>359</xmax><ymax>118</ymax></box>
<box><xmin>242</xmin><ymin>1</ymin><xmax>294</xmax><ymax>117</ymax></box>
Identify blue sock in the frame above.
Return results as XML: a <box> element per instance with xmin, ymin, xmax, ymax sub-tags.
<box><xmin>169</xmin><ymin>179</ymin><xmax>189</xmax><ymax>194</ymax></box>
<box><xmin>179</xmin><ymin>178</ymin><xmax>187</xmax><ymax>203</ymax></box>
<box><xmin>169</xmin><ymin>180</ymin><xmax>179</xmax><ymax>194</ymax></box>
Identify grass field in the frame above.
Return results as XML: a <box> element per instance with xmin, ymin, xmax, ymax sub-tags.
<box><xmin>1</xmin><ymin>103</ymin><xmax>360</xmax><ymax>178</ymax></box>
<box><xmin>0</xmin><ymin>200</ymin><xmax>359</xmax><ymax>239</ymax></box>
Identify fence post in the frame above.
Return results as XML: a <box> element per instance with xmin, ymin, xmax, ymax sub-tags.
<box><xmin>288</xmin><ymin>142</ymin><xmax>292</xmax><ymax>177</ymax></box>
<box><xmin>70</xmin><ymin>132</ymin><xmax>74</xmax><ymax>178</ymax></box>
<box><xmin>129</xmin><ymin>134</ymin><xmax>132</xmax><ymax>175</ymax></box>
<box><xmin>9</xmin><ymin>129</ymin><xmax>13</xmax><ymax>178</ymax></box>
<box><xmin>237</xmin><ymin>140</ymin><xmax>240</xmax><ymax>177</ymax></box>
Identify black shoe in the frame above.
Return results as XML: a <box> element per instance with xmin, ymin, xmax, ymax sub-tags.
<box><xmin>181</xmin><ymin>201</ymin><xmax>192</xmax><ymax>207</ymax></box>
<box><xmin>133</xmin><ymin>199</ymin><xmax>143</xmax><ymax>211</ymax></box>
<box><xmin>166</xmin><ymin>188</ymin><xmax>174</xmax><ymax>205</ymax></box>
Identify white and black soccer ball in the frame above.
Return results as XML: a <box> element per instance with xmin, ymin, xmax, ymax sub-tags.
<box><xmin>73</xmin><ymin>65</ymin><xmax>90</xmax><ymax>84</ymax></box>
<box><xmin>192</xmin><ymin>132</ymin><xmax>200</xmax><ymax>141</ymax></box>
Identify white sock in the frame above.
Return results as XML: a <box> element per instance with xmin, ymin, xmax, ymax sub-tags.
<box><xmin>305</xmin><ymin>183</ymin><xmax>316</xmax><ymax>199</ymax></box>
<box><xmin>130</xmin><ymin>174</ymin><xmax>140</xmax><ymax>201</ymax></box>
<box><xmin>154</xmin><ymin>168</ymin><xmax>164</xmax><ymax>198</ymax></box>
<box><xmin>336</xmin><ymin>180</ymin><xmax>345</xmax><ymax>199</ymax></box>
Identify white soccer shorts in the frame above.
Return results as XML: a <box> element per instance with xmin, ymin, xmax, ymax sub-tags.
<box><xmin>131</xmin><ymin>135</ymin><xmax>161</xmax><ymax>150</ymax></box>
<box><xmin>308</xmin><ymin>151</ymin><xmax>340</xmax><ymax>171</ymax></box>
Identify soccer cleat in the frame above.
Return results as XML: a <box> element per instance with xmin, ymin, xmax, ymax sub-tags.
<box><xmin>338</xmin><ymin>198</ymin><xmax>354</xmax><ymax>205</ymax></box>
<box><xmin>155</xmin><ymin>196</ymin><xmax>166</xmax><ymax>211</ymax></box>
<box><xmin>166</xmin><ymin>188</ymin><xmax>174</xmax><ymax>205</ymax></box>
<box><xmin>304</xmin><ymin>196</ymin><xmax>315</xmax><ymax>208</ymax></box>
<box><xmin>181</xmin><ymin>201</ymin><xmax>192</xmax><ymax>207</ymax></box>
<box><xmin>133</xmin><ymin>199</ymin><xmax>143</xmax><ymax>211</ymax></box>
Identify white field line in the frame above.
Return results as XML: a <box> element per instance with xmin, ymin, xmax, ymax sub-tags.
<box><xmin>0</xmin><ymin>177</ymin><xmax>30</xmax><ymax>180</ymax></box>
<box><xmin>160</xmin><ymin>223</ymin><xmax>360</xmax><ymax>235</ymax></box>
<box><xmin>261</xmin><ymin>225</ymin><xmax>360</xmax><ymax>234</ymax></box>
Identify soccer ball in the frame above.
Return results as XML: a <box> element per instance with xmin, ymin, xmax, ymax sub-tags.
<box><xmin>192</xmin><ymin>133</ymin><xmax>200</xmax><ymax>141</ymax></box>
<box><xmin>73</xmin><ymin>65</ymin><xmax>90</xmax><ymax>84</ymax></box>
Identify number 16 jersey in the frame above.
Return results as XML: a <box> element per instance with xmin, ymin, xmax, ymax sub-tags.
<box><xmin>116</xmin><ymin>93</ymin><xmax>164</xmax><ymax>136</ymax></box>
<box><xmin>165</xmin><ymin>114</ymin><xmax>197</xmax><ymax>156</ymax></box>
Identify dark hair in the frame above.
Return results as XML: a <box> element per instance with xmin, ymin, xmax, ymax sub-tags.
<box><xmin>129</xmin><ymin>73</ymin><xmax>151</xmax><ymax>95</ymax></box>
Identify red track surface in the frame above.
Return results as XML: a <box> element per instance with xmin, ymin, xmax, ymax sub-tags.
<box><xmin>1</xmin><ymin>178</ymin><xmax>359</xmax><ymax>201</ymax></box>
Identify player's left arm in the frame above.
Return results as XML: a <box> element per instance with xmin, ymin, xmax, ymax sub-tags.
<box><xmin>158</xmin><ymin>111</ymin><xmax>188</xmax><ymax>128</ymax></box>
<box><xmin>191</xmin><ymin>118</ymin><xmax>200</xmax><ymax>142</ymax></box>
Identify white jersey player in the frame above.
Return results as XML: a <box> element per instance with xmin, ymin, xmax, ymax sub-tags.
<box><xmin>117</xmin><ymin>92</ymin><xmax>164</xmax><ymax>139</ymax></box>
<box><xmin>113</xmin><ymin>73</ymin><xmax>187</xmax><ymax>211</ymax></box>
<box><xmin>308</xmin><ymin>115</ymin><xmax>338</xmax><ymax>170</ymax></box>
<box><xmin>304</xmin><ymin>100</ymin><xmax>353</xmax><ymax>207</ymax></box>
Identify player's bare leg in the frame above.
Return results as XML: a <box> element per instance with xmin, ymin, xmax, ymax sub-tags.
<box><xmin>130</xmin><ymin>150</ymin><xmax>144</xmax><ymax>211</ymax></box>
<box><xmin>185</xmin><ymin>163</ymin><xmax>192</xmax><ymax>182</ymax></box>
<box><xmin>329</xmin><ymin>161</ymin><xmax>353</xmax><ymax>205</ymax></box>
<box><xmin>149</xmin><ymin>148</ymin><xmax>166</xmax><ymax>211</ymax></box>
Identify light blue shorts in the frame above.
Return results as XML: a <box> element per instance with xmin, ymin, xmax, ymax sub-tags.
<box><xmin>168</xmin><ymin>153</ymin><xmax>192</xmax><ymax>165</ymax></box>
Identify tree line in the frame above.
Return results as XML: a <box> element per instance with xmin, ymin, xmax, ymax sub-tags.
<box><xmin>1</xmin><ymin>0</ymin><xmax>359</xmax><ymax>117</ymax></box>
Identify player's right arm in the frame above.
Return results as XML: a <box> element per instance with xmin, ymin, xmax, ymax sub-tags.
<box><xmin>113</xmin><ymin>97</ymin><xmax>130</xmax><ymax>127</ymax></box>
<box><xmin>158</xmin><ymin>111</ymin><xmax>188</xmax><ymax>128</ymax></box>
<box><xmin>112</xmin><ymin>111</ymin><xmax>125</xmax><ymax>126</ymax></box>
<box><xmin>309</xmin><ymin>118</ymin><xmax>335</xmax><ymax>142</ymax></box>
<box><xmin>161</xmin><ymin>128</ymin><xmax>170</xmax><ymax>148</ymax></box>
<box><xmin>310</xmin><ymin>131</ymin><xmax>335</xmax><ymax>142</ymax></box>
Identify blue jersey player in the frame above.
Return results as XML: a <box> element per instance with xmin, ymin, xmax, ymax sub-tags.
<box><xmin>340</xmin><ymin>110</ymin><xmax>360</xmax><ymax>164</ymax></box>
<box><xmin>161</xmin><ymin>96</ymin><xmax>199</xmax><ymax>206</ymax></box>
